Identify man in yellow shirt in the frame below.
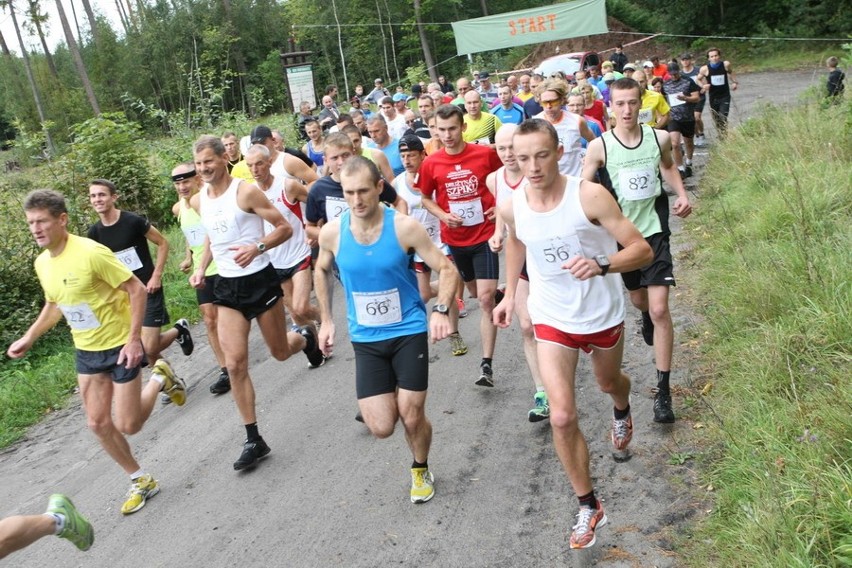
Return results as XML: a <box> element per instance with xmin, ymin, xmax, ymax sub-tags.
<box><xmin>632</xmin><ymin>70</ymin><xmax>670</xmax><ymax>129</ymax></box>
<box><xmin>462</xmin><ymin>90</ymin><xmax>503</xmax><ymax>145</ymax></box>
<box><xmin>8</xmin><ymin>190</ymin><xmax>186</xmax><ymax>516</ymax></box>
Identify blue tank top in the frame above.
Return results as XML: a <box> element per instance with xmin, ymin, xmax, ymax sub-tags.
<box><xmin>307</xmin><ymin>140</ymin><xmax>325</xmax><ymax>167</ymax></box>
<box><xmin>337</xmin><ymin>207</ymin><xmax>427</xmax><ymax>342</ymax></box>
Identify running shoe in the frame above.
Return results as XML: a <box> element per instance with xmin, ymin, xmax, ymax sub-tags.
<box><xmin>528</xmin><ymin>391</ymin><xmax>550</xmax><ymax>423</ymax></box>
<box><xmin>410</xmin><ymin>467</ymin><xmax>435</xmax><ymax>503</ymax></box>
<box><xmin>449</xmin><ymin>332</ymin><xmax>468</xmax><ymax>356</ymax></box>
<box><xmin>611</xmin><ymin>412</ymin><xmax>633</xmax><ymax>451</ymax></box>
<box><xmin>153</xmin><ymin>359</ymin><xmax>186</xmax><ymax>406</ymax></box>
<box><xmin>641</xmin><ymin>311</ymin><xmax>654</xmax><ymax>346</ymax></box>
<box><xmin>684</xmin><ymin>165</ymin><xmax>693</xmax><ymax>178</ymax></box>
<box><xmin>654</xmin><ymin>391</ymin><xmax>676</xmax><ymax>423</ymax></box>
<box><xmin>234</xmin><ymin>438</ymin><xmax>271</xmax><ymax>470</ymax></box>
<box><xmin>174</xmin><ymin>318</ymin><xmax>194</xmax><ymax>356</ymax></box>
<box><xmin>355</xmin><ymin>411</ymin><xmax>365</xmax><ymax>423</ymax></box>
<box><xmin>299</xmin><ymin>325</ymin><xmax>325</xmax><ymax>368</ymax></box>
<box><xmin>569</xmin><ymin>505</ymin><xmax>607</xmax><ymax>549</ymax></box>
<box><xmin>120</xmin><ymin>474</ymin><xmax>159</xmax><ymax>515</ymax></box>
<box><xmin>160</xmin><ymin>392</ymin><xmax>172</xmax><ymax>405</ymax></box>
<box><xmin>475</xmin><ymin>362</ymin><xmax>494</xmax><ymax>387</ymax></box>
<box><xmin>209</xmin><ymin>369</ymin><xmax>231</xmax><ymax>394</ymax></box>
<box><xmin>46</xmin><ymin>494</ymin><xmax>94</xmax><ymax>551</ymax></box>
<box><xmin>694</xmin><ymin>134</ymin><xmax>705</xmax><ymax>147</ymax></box>
<box><xmin>456</xmin><ymin>297</ymin><xmax>468</xmax><ymax>318</ymax></box>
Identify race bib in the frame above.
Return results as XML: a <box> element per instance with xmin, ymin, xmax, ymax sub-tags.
<box><xmin>528</xmin><ymin>234</ymin><xmax>584</xmax><ymax>276</ymax></box>
<box><xmin>449</xmin><ymin>198</ymin><xmax>485</xmax><ymax>227</ymax></box>
<box><xmin>208</xmin><ymin>210</ymin><xmax>239</xmax><ymax>243</ymax></box>
<box><xmin>181</xmin><ymin>223</ymin><xmax>206</xmax><ymax>247</ymax></box>
<box><xmin>352</xmin><ymin>289</ymin><xmax>402</xmax><ymax>326</ymax></box>
<box><xmin>710</xmin><ymin>74</ymin><xmax>725</xmax><ymax>86</ymax></box>
<box><xmin>667</xmin><ymin>93</ymin><xmax>685</xmax><ymax>107</ymax></box>
<box><xmin>423</xmin><ymin>216</ymin><xmax>441</xmax><ymax>243</ymax></box>
<box><xmin>474</xmin><ymin>136</ymin><xmax>491</xmax><ymax>145</ymax></box>
<box><xmin>324</xmin><ymin>196</ymin><xmax>349</xmax><ymax>221</ymax></box>
<box><xmin>619</xmin><ymin>168</ymin><xmax>658</xmax><ymax>201</ymax></box>
<box><xmin>58</xmin><ymin>303</ymin><xmax>100</xmax><ymax>331</ymax></box>
<box><xmin>114</xmin><ymin>246</ymin><xmax>143</xmax><ymax>271</ymax></box>
<box><xmin>638</xmin><ymin>108</ymin><xmax>653</xmax><ymax>124</ymax></box>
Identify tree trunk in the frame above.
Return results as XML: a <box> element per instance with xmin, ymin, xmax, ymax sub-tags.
<box><xmin>54</xmin><ymin>0</ymin><xmax>100</xmax><ymax>115</ymax></box>
<box><xmin>80</xmin><ymin>0</ymin><xmax>99</xmax><ymax>44</ymax></box>
<box><xmin>114</xmin><ymin>0</ymin><xmax>129</xmax><ymax>34</ymax></box>
<box><xmin>220</xmin><ymin>0</ymin><xmax>254</xmax><ymax>115</ymax></box>
<box><xmin>413</xmin><ymin>0</ymin><xmax>438</xmax><ymax>83</ymax></box>
<box><xmin>480</xmin><ymin>0</ymin><xmax>488</xmax><ymax>16</ymax></box>
<box><xmin>0</xmin><ymin>28</ymin><xmax>9</xmax><ymax>57</ymax></box>
<box><xmin>27</xmin><ymin>1</ymin><xmax>59</xmax><ymax>78</ymax></box>
<box><xmin>68</xmin><ymin>0</ymin><xmax>83</xmax><ymax>45</ymax></box>
<box><xmin>7</xmin><ymin>0</ymin><xmax>54</xmax><ymax>154</ymax></box>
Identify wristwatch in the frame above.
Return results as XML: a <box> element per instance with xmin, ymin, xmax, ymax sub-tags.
<box><xmin>256</xmin><ymin>241</ymin><xmax>266</xmax><ymax>253</ymax></box>
<box><xmin>594</xmin><ymin>255</ymin><xmax>611</xmax><ymax>276</ymax></box>
<box><xmin>432</xmin><ymin>304</ymin><xmax>449</xmax><ymax>315</ymax></box>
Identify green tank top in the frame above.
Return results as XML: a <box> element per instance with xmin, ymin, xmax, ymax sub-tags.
<box><xmin>179</xmin><ymin>199</ymin><xmax>218</xmax><ymax>277</ymax></box>
<box><xmin>602</xmin><ymin>125</ymin><xmax>663</xmax><ymax>237</ymax></box>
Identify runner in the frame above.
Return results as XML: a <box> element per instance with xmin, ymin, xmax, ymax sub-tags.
<box><xmin>492</xmin><ymin>85</ymin><xmax>525</xmax><ymax>125</ymax></box>
<box><xmin>463</xmin><ymin>90</ymin><xmax>502</xmax><ymax>144</ymax></box>
<box><xmin>582</xmin><ymin>78</ymin><xmax>693</xmax><ymax>424</ymax></box>
<box><xmin>365</xmin><ymin>115</ymin><xmax>405</xmax><ymax>177</ymax></box>
<box><xmin>533</xmin><ymin>79</ymin><xmax>595</xmax><ymax>176</ymax></box>
<box><xmin>493</xmin><ymin>119</ymin><xmax>653</xmax><ymax>549</ymax></box>
<box><xmin>378</xmin><ymin>96</ymin><xmax>409</xmax><ymax>140</ymax></box>
<box><xmin>302</xmin><ymin>119</ymin><xmax>326</xmax><ymax>176</ymax></box>
<box><xmin>232</xmin><ymin>125</ymin><xmax>319</xmax><ymax>186</ymax></box>
<box><xmin>341</xmin><ymin>124</ymin><xmax>394</xmax><ymax>182</ymax></box>
<box><xmin>245</xmin><ymin>144</ymin><xmax>319</xmax><ymax>328</ymax></box>
<box><xmin>222</xmin><ymin>131</ymin><xmax>242</xmax><ymax>173</ymax></box>
<box><xmin>315</xmin><ymin>156</ymin><xmax>460</xmax><ymax>503</ymax></box>
<box><xmin>188</xmin><ymin>135</ymin><xmax>324</xmax><ymax>471</ymax></box>
<box><xmin>486</xmin><ymin>124</ymin><xmax>548</xmax><ymax>422</ymax></box>
<box><xmin>631</xmin><ymin>70</ymin><xmax>670</xmax><ymax>129</ymax></box>
<box><xmin>171</xmin><ymin>163</ymin><xmax>230</xmax><ymax>395</ymax></box>
<box><xmin>417</xmin><ymin>104</ymin><xmax>503</xmax><ymax>387</ymax></box>
<box><xmin>9</xmin><ymin>190</ymin><xmax>187</xmax><ymax>514</ymax></box>
<box><xmin>678</xmin><ymin>53</ymin><xmax>706</xmax><ymax>146</ymax></box>
<box><xmin>697</xmin><ymin>47</ymin><xmax>738</xmax><ymax>138</ymax></box>
<box><xmin>392</xmin><ymin>133</ymin><xmax>469</xmax><ymax>356</ymax></box>
<box><xmin>86</xmin><ymin>179</ymin><xmax>194</xmax><ymax>402</ymax></box>
<box><xmin>0</xmin><ymin>495</ymin><xmax>93</xmax><ymax>559</ymax></box>
<box><xmin>662</xmin><ymin>62</ymin><xmax>702</xmax><ymax>178</ymax></box>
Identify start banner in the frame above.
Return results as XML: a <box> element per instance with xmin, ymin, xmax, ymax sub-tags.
<box><xmin>451</xmin><ymin>0</ymin><xmax>608</xmax><ymax>55</ymax></box>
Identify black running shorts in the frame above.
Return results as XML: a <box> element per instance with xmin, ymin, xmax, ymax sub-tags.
<box><xmin>143</xmin><ymin>288</ymin><xmax>170</xmax><ymax>328</ymax></box>
<box><xmin>447</xmin><ymin>241</ymin><xmax>499</xmax><ymax>282</ymax></box>
<box><xmin>621</xmin><ymin>232</ymin><xmax>676</xmax><ymax>290</ymax></box>
<box><xmin>195</xmin><ymin>275</ymin><xmax>218</xmax><ymax>306</ymax></box>
<box><xmin>214</xmin><ymin>264</ymin><xmax>283</xmax><ymax>320</ymax></box>
<box><xmin>352</xmin><ymin>332</ymin><xmax>429</xmax><ymax>399</ymax></box>
<box><xmin>76</xmin><ymin>344</ymin><xmax>148</xmax><ymax>384</ymax></box>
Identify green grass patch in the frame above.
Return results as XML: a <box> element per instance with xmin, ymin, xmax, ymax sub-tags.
<box><xmin>685</xmin><ymin>39</ymin><xmax>846</xmax><ymax>74</ymax></box>
<box><xmin>680</xmin><ymin>96</ymin><xmax>851</xmax><ymax>566</ymax></box>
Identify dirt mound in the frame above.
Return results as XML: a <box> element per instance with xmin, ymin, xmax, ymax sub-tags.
<box><xmin>515</xmin><ymin>16</ymin><xmax>679</xmax><ymax>71</ymax></box>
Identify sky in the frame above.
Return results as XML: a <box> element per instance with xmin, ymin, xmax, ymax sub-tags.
<box><xmin>0</xmin><ymin>0</ymin><xmax>121</xmax><ymax>55</ymax></box>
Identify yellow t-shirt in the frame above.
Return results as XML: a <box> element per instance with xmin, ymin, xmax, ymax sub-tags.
<box><xmin>35</xmin><ymin>234</ymin><xmax>134</xmax><ymax>351</ymax></box>
<box><xmin>463</xmin><ymin>112</ymin><xmax>503</xmax><ymax>144</ymax></box>
<box><xmin>639</xmin><ymin>91</ymin><xmax>671</xmax><ymax>127</ymax></box>
<box><xmin>230</xmin><ymin>160</ymin><xmax>255</xmax><ymax>183</ymax></box>
<box><xmin>517</xmin><ymin>91</ymin><xmax>535</xmax><ymax>103</ymax></box>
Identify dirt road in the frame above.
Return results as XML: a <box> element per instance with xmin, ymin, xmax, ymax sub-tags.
<box><xmin>0</xmin><ymin>71</ymin><xmax>818</xmax><ymax>567</ymax></box>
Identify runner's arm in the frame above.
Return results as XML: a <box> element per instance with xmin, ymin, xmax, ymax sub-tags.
<box><xmin>492</xmin><ymin>200</ymin><xmax>523</xmax><ymax>328</ymax></box>
<box><xmin>285</xmin><ymin>154</ymin><xmax>320</xmax><ymax>184</ymax></box>
<box><xmin>144</xmin><ymin>225</ymin><xmax>169</xmax><ymax>294</ymax></box>
<box><xmin>579</xmin><ymin>116</ymin><xmax>596</xmax><ymax>143</ymax></box>
<box><xmin>654</xmin><ymin>130</ymin><xmax>692</xmax><ymax>218</ymax></box>
<box><xmin>581</xmin><ymin>138</ymin><xmax>606</xmax><ymax>182</ymax></box>
<box><xmin>371</xmin><ymin>150</ymin><xmax>395</xmax><ymax>183</ymax></box>
<box><xmin>242</xmin><ymin>184</ymin><xmax>293</xmax><ymax>250</ymax></box>
<box><xmin>725</xmin><ymin>61</ymin><xmax>738</xmax><ymax>91</ymax></box>
<box><xmin>314</xmin><ymin>222</ymin><xmax>339</xmax><ymax>355</ymax></box>
<box><xmin>6</xmin><ymin>302</ymin><xmax>63</xmax><ymax>358</ymax></box>
<box><xmin>485</xmin><ymin>171</ymin><xmax>504</xmax><ymax>252</ymax></box>
<box><xmin>116</xmin><ymin>275</ymin><xmax>147</xmax><ymax>368</ymax></box>
<box><xmin>190</xmin><ymin>237</ymin><xmax>212</xmax><ymax>289</ymax></box>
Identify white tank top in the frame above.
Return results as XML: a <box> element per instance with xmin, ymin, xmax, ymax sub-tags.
<box><xmin>200</xmin><ymin>178</ymin><xmax>269</xmax><ymax>278</ymax></box>
<box><xmin>270</xmin><ymin>151</ymin><xmax>294</xmax><ymax>181</ymax></box>
<box><xmin>392</xmin><ymin>174</ymin><xmax>442</xmax><ymax>246</ymax></box>
<box><xmin>534</xmin><ymin>111</ymin><xmax>584</xmax><ymax>176</ymax></box>
<box><xmin>262</xmin><ymin>177</ymin><xmax>311</xmax><ymax>269</ymax></box>
<box><xmin>494</xmin><ymin>166</ymin><xmax>526</xmax><ymax>206</ymax></box>
<box><xmin>513</xmin><ymin>176</ymin><xmax>624</xmax><ymax>334</ymax></box>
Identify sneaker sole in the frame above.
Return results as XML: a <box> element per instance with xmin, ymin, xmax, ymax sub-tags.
<box><xmin>175</xmin><ymin>319</ymin><xmax>194</xmax><ymax>356</ymax></box>
<box><xmin>411</xmin><ymin>472</ymin><xmax>435</xmax><ymax>504</ymax></box>
<box><xmin>121</xmin><ymin>486</ymin><xmax>160</xmax><ymax>515</ymax></box>
<box><xmin>233</xmin><ymin>449</ymin><xmax>271</xmax><ymax>471</ymax></box>
<box><xmin>475</xmin><ymin>377</ymin><xmax>494</xmax><ymax>387</ymax></box>
<box><xmin>653</xmin><ymin>413</ymin><xmax>676</xmax><ymax>424</ymax></box>
<box><xmin>528</xmin><ymin>412</ymin><xmax>550</xmax><ymax>423</ymax></box>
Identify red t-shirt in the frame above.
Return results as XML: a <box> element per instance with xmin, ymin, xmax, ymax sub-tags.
<box><xmin>584</xmin><ymin>100</ymin><xmax>607</xmax><ymax>131</ymax></box>
<box><xmin>415</xmin><ymin>143</ymin><xmax>503</xmax><ymax>247</ymax></box>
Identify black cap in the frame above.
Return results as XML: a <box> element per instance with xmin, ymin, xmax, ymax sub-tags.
<box><xmin>250</xmin><ymin>125</ymin><xmax>273</xmax><ymax>144</ymax></box>
<box><xmin>667</xmin><ymin>62</ymin><xmax>681</xmax><ymax>73</ymax></box>
<box><xmin>411</xmin><ymin>84</ymin><xmax>423</xmax><ymax>94</ymax></box>
<box><xmin>478</xmin><ymin>71</ymin><xmax>490</xmax><ymax>80</ymax></box>
<box><xmin>398</xmin><ymin>134</ymin><xmax>424</xmax><ymax>153</ymax></box>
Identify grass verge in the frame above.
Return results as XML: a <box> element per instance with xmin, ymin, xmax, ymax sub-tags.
<box><xmin>0</xmin><ymin>225</ymin><xmax>201</xmax><ymax>449</ymax></box>
<box><xmin>680</xmin><ymin>95</ymin><xmax>851</xmax><ymax>566</ymax></box>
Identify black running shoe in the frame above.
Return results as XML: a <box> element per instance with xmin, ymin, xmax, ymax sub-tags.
<box><xmin>641</xmin><ymin>312</ymin><xmax>654</xmax><ymax>346</ymax></box>
<box><xmin>233</xmin><ymin>438</ymin><xmax>271</xmax><ymax>470</ymax></box>
<box><xmin>684</xmin><ymin>165</ymin><xmax>693</xmax><ymax>178</ymax></box>
<box><xmin>355</xmin><ymin>411</ymin><xmax>365</xmax><ymax>423</ymax></box>
<box><xmin>174</xmin><ymin>318</ymin><xmax>194</xmax><ymax>356</ymax></box>
<box><xmin>299</xmin><ymin>325</ymin><xmax>325</xmax><ymax>368</ymax></box>
<box><xmin>209</xmin><ymin>369</ymin><xmax>231</xmax><ymax>394</ymax></box>
<box><xmin>475</xmin><ymin>363</ymin><xmax>494</xmax><ymax>387</ymax></box>
<box><xmin>653</xmin><ymin>391</ymin><xmax>676</xmax><ymax>423</ymax></box>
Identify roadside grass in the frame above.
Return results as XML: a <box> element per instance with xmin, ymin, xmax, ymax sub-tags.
<box><xmin>684</xmin><ymin>39</ymin><xmax>846</xmax><ymax>74</ymax></box>
<box><xmin>680</xmin><ymin>96</ymin><xmax>851</xmax><ymax>566</ymax></box>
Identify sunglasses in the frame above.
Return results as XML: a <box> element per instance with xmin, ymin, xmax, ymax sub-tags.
<box><xmin>540</xmin><ymin>100</ymin><xmax>562</xmax><ymax>108</ymax></box>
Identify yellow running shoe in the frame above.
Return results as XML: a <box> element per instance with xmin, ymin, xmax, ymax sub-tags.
<box><xmin>410</xmin><ymin>467</ymin><xmax>435</xmax><ymax>504</ymax></box>
<box><xmin>449</xmin><ymin>332</ymin><xmax>468</xmax><ymax>356</ymax></box>
<box><xmin>121</xmin><ymin>474</ymin><xmax>159</xmax><ymax>515</ymax></box>
<box><xmin>153</xmin><ymin>359</ymin><xmax>186</xmax><ymax>406</ymax></box>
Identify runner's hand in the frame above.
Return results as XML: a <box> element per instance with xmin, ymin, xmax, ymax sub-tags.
<box><xmin>443</xmin><ymin>212</ymin><xmax>464</xmax><ymax>228</ymax></box>
<box><xmin>229</xmin><ymin>244</ymin><xmax>259</xmax><ymax>268</ymax></box>
<box><xmin>146</xmin><ymin>275</ymin><xmax>162</xmax><ymax>294</ymax></box>
<box><xmin>484</xmin><ymin>206</ymin><xmax>496</xmax><ymax>222</ymax></box>
<box><xmin>318</xmin><ymin>321</ymin><xmax>335</xmax><ymax>357</ymax></box>
<box><xmin>429</xmin><ymin>313</ymin><xmax>452</xmax><ymax>343</ymax></box>
<box><xmin>488</xmin><ymin>233</ymin><xmax>503</xmax><ymax>253</ymax></box>
<box><xmin>7</xmin><ymin>336</ymin><xmax>33</xmax><ymax>359</ymax></box>
<box><xmin>564</xmin><ymin>255</ymin><xmax>599</xmax><ymax>281</ymax></box>
<box><xmin>492</xmin><ymin>296</ymin><xmax>514</xmax><ymax>328</ymax></box>
<box><xmin>189</xmin><ymin>269</ymin><xmax>206</xmax><ymax>289</ymax></box>
<box><xmin>672</xmin><ymin>196</ymin><xmax>692</xmax><ymax>218</ymax></box>
<box><xmin>117</xmin><ymin>340</ymin><xmax>144</xmax><ymax>369</ymax></box>
<box><xmin>179</xmin><ymin>259</ymin><xmax>192</xmax><ymax>274</ymax></box>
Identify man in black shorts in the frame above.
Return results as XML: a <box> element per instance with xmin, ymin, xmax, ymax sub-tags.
<box><xmin>315</xmin><ymin>156</ymin><xmax>460</xmax><ymax>503</ymax></box>
<box><xmin>10</xmin><ymin>190</ymin><xmax>186</xmax><ymax>515</ymax></box>
<box><xmin>662</xmin><ymin>62</ymin><xmax>701</xmax><ymax>178</ymax></box>
<box><xmin>189</xmin><ymin>135</ymin><xmax>324</xmax><ymax>471</ymax></box>
<box><xmin>87</xmin><ymin>179</ymin><xmax>194</xmax><ymax>401</ymax></box>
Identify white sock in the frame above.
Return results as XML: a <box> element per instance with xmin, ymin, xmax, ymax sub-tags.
<box><xmin>130</xmin><ymin>468</ymin><xmax>145</xmax><ymax>480</ymax></box>
<box><xmin>685</xmin><ymin>158</ymin><xmax>692</xmax><ymax>166</ymax></box>
<box><xmin>150</xmin><ymin>373</ymin><xmax>165</xmax><ymax>385</ymax></box>
<box><xmin>536</xmin><ymin>387</ymin><xmax>545</xmax><ymax>393</ymax></box>
<box><xmin>46</xmin><ymin>512</ymin><xmax>64</xmax><ymax>535</ymax></box>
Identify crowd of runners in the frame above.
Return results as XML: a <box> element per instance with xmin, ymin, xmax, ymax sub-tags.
<box><xmin>6</xmin><ymin>43</ymin><xmax>756</xmax><ymax>559</ymax></box>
